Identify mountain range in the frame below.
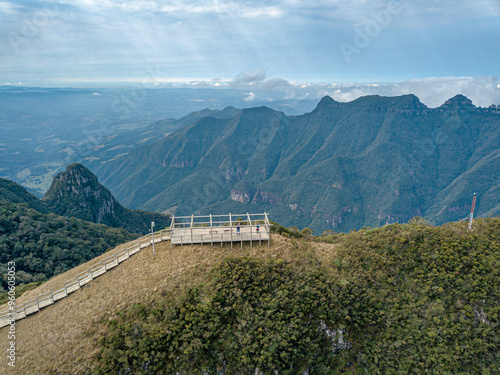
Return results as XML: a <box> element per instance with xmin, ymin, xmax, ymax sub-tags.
<box><xmin>89</xmin><ymin>94</ymin><xmax>500</xmax><ymax>233</ymax></box>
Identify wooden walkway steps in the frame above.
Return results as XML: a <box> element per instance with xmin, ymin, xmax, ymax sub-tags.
<box><xmin>0</xmin><ymin>212</ymin><xmax>272</xmax><ymax>328</ymax></box>
<box><xmin>0</xmin><ymin>230</ymin><xmax>170</xmax><ymax>328</ymax></box>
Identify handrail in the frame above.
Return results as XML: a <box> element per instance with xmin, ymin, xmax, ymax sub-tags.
<box><xmin>0</xmin><ymin>216</ymin><xmax>270</xmax><ymax>328</ymax></box>
<box><xmin>0</xmin><ymin>228</ymin><xmax>172</xmax><ymax>328</ymax></box>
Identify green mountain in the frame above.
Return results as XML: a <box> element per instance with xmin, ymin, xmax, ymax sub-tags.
<box><xmin>93</xmin><ymin>94</ymin><xmax>500</xmax><ymax>233</ymax></box>
<box><xmin>0</xmin><ymin>202</ymin><xmax>137</xmax><ymax>295</ymax></box>
<box><xmin>0</xmin><ymin>176</ymin><xmax>139</xmax><ymax>299</ymax></box>
<box><xmin>0</xmin><ymin>177</ymin><xmax>48</xmax><ymax>213</ymax></box>
<box><xmin>95</xmin><ymin>218</ymin><xmax>499</xmax><ymax>374</ymax></box>
<box><xmin>42</xmin><ymin>163</ymin><xmax>171</xmax><ymax>234</ymax></box>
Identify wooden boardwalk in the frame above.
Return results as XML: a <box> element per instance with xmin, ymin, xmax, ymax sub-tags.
<box><xmin>0</xmin><ymin>231</ymin><xmax>169</xmax><ymax>328</ymax></box>
<box><xmin>0</xmin><ymin>213</ymin><xmax>272</xmax><ymax>328</ymax></box>
<box><xmin>171</xmin><ymin>225</ymin><xmax>270</xmax><ymax>247</ymax></box>
<box><xmin>170</xmin><ymin>213</ymin><xmax>271</xmax><ymax>248</ymax></box>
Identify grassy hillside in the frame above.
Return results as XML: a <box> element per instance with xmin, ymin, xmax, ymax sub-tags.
<box><xmin>0</xmin><ymin>202</ymin><xmax>138</xmax><ymax>303</ymax></box>
<box><xmin>0</xmin><ymin>218</ymin><xmax>498</xmax><ymax>374</ymax></box>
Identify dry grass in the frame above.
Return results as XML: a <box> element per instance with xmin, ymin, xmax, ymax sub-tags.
<box><xmin>0</xmin><ymin>235</ymin><xmax>339</xmax><ymax>374</ymax></box>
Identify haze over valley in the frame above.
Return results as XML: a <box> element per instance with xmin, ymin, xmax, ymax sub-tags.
<box><xmin>1</xmin><ymin>1</ymin><xmax>499</xmax><ymax>373</ymax></box>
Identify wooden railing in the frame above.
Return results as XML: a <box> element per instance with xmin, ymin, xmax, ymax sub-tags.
<box><xmin>0</xmin><ymin>229</ymin><xmax>171</xmax><ymax>328</ymax></box>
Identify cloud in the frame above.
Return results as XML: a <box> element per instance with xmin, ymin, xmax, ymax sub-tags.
<box><xmin>225</xmin><ymin>74</ymin><xmax>500</xmax><ymax>108</ymax></box>
<box><xmin>243</xmin><ymin>92</ymin><xmax>256</xmax><ymax>102</ymax></box>
<box><xmin>228</xmin><ymin>70</ymin><xmax>292</xmax><ymax>91</ymax></box>
<box><xmin>61</xmin><ymin>0</ymin><xmax>285</xmax><ymax>18</ymax></box>
<box><xmin>1</xmin><ymin>1</ymin><xmax>498</xmax><ymax>88</ymax></box>
<box><xmin>394</xmin><ymin>76</ymin><xmax>500</xmax><ymax>107</ymax></box>
<box><xmin>229</xmin><ymin>69</ymin><xmax>267</xmax><ymax>87</ymax></box>
<box><xmin>312</xmin><ymin>77</ymin><xmax>500</xmax><ymax>107</ymax></box>
<box><xmin>0</xmin><ymin>1</ymin><xmax>24</xmax><ymax>14</ymax></box>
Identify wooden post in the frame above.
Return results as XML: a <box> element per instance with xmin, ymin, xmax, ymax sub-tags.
<box><xmin>190</xmin><ymin>214</ymin><xmax>194</xmax><ymax>246</ymax></box>
<box><xmin>210</xmin><ymin>214</ymin><xmax>213</xmax><ymax>247</ymax></box>
<box><xmin>35</xmin><ymin>297</ymin><xmax>40</xmax><ymax>311</ymax></box>
<box><xmin>247</xmin><ymin>212</ymin><xmax>252</xmax><ymax>249</ymax></box>
<box><xmin>264</xmin><ymin>212</ymin><xmax>271</xmax><ymax>247</ymax></box>
<box><xmin>230</xmin><ymin>213</ymin><xmax>233</xmax><ymax>249</ymax></box>
<box><xmin>51</xmin><ymin>291</ymin><xmax>54</xmax><ymax>305</ymax></box>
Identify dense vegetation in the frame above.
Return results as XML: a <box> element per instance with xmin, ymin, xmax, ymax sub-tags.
<box><xmin>0</xmin><ymin>177</ymin><xmax>48</xmax><ymax>213</ymax></box>
<box><xmin>96</xmin><ymin>257</ymin><xmax>346</xmax><ymax>374</ymax></box>
<box><xmin>95</xmin><ymin>94</ymin><xmax>500</xmax><ymax>233</ymax></box>
<box><xmin>95</xmin><ymin>218</ymin><xmax>499</xmax><ymax>374</ymax></box>
<box><xmin>0</xmin><ymin>202</ymin><xmax>137</xmax><ymax>301</ymax></box>
<box><xmin>43</xmin><ymin>163</ymin><xmax>171</xmax><ymax>235</ymax></box>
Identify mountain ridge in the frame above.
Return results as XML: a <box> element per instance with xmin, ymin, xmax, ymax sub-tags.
<box><xmin>42</xmin><ymin>163</ymin><xmax>171</xmax><ymax>234</ymax></box>
<box><xmin>91</xmin><ymin>94</ymin><xmax>500</xmax><ymax>232</ymax></box>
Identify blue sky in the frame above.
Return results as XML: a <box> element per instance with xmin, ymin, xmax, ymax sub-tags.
<box><xmin>1</xmin><ymin>0</ymin><xmax>500</xmax><ymax>106</ymax></box>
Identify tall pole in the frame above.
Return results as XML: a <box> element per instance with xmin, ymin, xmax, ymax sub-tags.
<box><xmin>151</xmin><ymin>221</ymin><xmax>155</xmax><ymax>254</ymax></box>
<box><xmin>468</xmin><ymin>193</ymin><xmax>477</xmax><ymax>231</ymax></box>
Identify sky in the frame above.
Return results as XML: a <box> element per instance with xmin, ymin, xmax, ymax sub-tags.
<box><xmin>1</xmin><ymin>0</ymin><xmax>500</xmax><ymax>106</ymax></box>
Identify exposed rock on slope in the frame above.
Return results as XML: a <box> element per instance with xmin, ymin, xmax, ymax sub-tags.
<box><xmin>93</xmin><ymin>95</ymin><xmax>500</xmax><ymax>232</ymax></box>
<box><xmin>43</xmin><ymin>163</ymin><xmax>171</xmax><ymax>234</ymax></box>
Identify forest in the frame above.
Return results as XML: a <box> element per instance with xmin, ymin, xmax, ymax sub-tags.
<box><xmin>0</xmin><ymin>202</ymin><xmax>137</xmax><ymax>302</ymax></box>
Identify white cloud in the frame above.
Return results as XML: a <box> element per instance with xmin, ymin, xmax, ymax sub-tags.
<box><xmin>0</xmin><ymin>1</ymin><xmax>24</xmax><ymax>14</ymax></box>
<box><xmin>1</xmin><ymin>1</ymin><xmax>498</xmax><ymax>87</ymax></box>
<box><xmin>243</xmin><ymin>92</ymin><xmax>256</xmax><ymax>102</ymax></box>
<box><xmin>230</xmin><ymin>69</ymin><xmax>267</xmax><ymax>87</ymax></box>
<box><xmin>63</xmin><ymin>0</ymin><xmax>285</xmax><ymax>18</ymax></box>
<box><xmin>316</xmin><ymin>77</ymin><xmax>500</xmax><ymax>107</ymax></box>
<box><xmin>224</xmin><ymin>74</ymin><xmax>500</xmax><ymax>107</ymax></box>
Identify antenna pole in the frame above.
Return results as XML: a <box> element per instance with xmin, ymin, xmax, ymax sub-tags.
<box><xmin>468</xmin><ymin>193</ymin><xmax>477</xmax><ymax>231</ymax></box>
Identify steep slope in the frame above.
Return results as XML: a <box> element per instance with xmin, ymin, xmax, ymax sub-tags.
<box><xmin>93</xmin><ymin>95</ymin><xmax>500</xmax><ymax>232</ymax></box>
<box><xmin>0</xmin><ymin>177</ymin><xmax>48</xmax><ymax>213</ymax></box>
<box><xmin>42</xmin><ymin>163</ymin><xmax>171</xmax><ymax>234</ymax></box>
<box><xmin>0</xmin><ymin>176</ymin><xmax>139</xmax><ymax>301</ymax></box>
<box><xmin>1</xmin><ymin>218</ymin><xmax>498</xmax><ymax>374</ymax></box>
<box><xmin>0</xmin><ymin>202</ymin><xmax>137</xmax><ymax>299</ymax></box>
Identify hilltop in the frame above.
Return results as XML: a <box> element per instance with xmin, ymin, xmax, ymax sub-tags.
<box><xmin>0</xmin><ymin>177</ymin><xmax>48</xmax><ymax>213</ymax></box>
<box><xmin>92</xmin><ymin>94</ymin><xmax>500</xmax><ymax>233</ymax></box>
<box><xmin>42</xmin><ymin>163</ymin><xmax>171</xmax><ymax>235</ymax></box>
<box><xmin>1</xmin><ymin>217</ymin><xmax>498</xmax><ymax>374</ymax></box>
<box><xmin>0</xmin><ymin>172</ymin><xmax>166</xmax><ymax>303</ymax></box>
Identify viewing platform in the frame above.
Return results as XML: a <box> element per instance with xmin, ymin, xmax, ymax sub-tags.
<box><xmin>169</xmin><ymin>213</ymin><xmax>271</xmax><ymax>248</ymax></box>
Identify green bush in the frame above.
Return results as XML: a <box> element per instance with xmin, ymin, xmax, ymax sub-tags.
<box><xmin>0</xmin><ymin>202</ymin><xmax>138</xmax><ymax>299</ymax></box>
<box><xmin>95</xmin><ymin>257</ymin><xmax>349</xmax><ymax>374</ymax></box>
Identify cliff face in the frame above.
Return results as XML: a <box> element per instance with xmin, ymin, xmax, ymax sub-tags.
<box><xmin>93</xmin><ymin>94</ymin><xmax>500</xmax><ymax>233</ymax></box>
<box><xmin>43</xmin><ymin>163</ymin><xmax>116</xmax><ymax>224</ymax></box>
<box><xmin>43</xmin><ymin>163</ymin><xmax>171</xmax><ymax>234</ymax></box>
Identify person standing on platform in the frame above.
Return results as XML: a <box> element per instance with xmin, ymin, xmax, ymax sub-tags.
<box><xmin>256</xmin><ymin>222</ymin><xmax>260</xmax><ymax>232</ymax></box>
<box><xmin>236</xmin><ymin>222</ymin><xmax>241</xmax><ymax>235</ymax></box>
